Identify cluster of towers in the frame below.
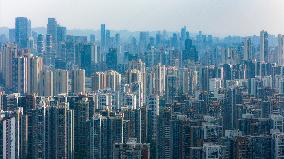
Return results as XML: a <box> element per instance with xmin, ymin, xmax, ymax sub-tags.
<box><xmin>2</xmin><ymin>17</ymin><xmax>284</xmax><ymax>159</ymax></box>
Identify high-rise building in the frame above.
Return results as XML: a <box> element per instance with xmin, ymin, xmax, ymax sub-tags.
<box><xmin>170</xmin><ymin>114</ymin><xmax>192</xmax><ymax>159</ymax></box>
<box><xmin>94</xmin><ymin>71</ymin><xmax>121</xmax><ymax>93</ymax></box>
<box><xmin>68</xmin><ymin>96</ymin><xmax>89</xmax><ymax>159</ymax></box>
<box><xmin>47</xmin><ymin>18</ymin><xmax>58</xmax><ymax>55</ymax></box>
<box><xmin>79</xmin><ymin>43</ymin><xmax>93</xmax><ymax>75</ymax></box>
<box><xmin>122</xmin><ymin>108</ymin><xmax>142</xmax><ymax>143</ymax></box>
<box><xmin>139</xmin><ymin>32</ymin><xmax>149</xmax><ymax>57</ymax></box>
<box><xmin>106</xmin><ymin>48</ymin><xmax>118</xmax><ymax>70</ymax></box>
<box><xmin>66</xmin><ymin>42</ymin><xmax>76</xmax><ymax>65</ymax></box>
<box><xmin>105</xmin><ymin>70</ymin><xmax>121</xmax><ymax>92</ymax></box>
<box><xmin>12</xmin><ymin>56</ymin><xmax>28</xmax><ymax>94</ymax></box>
<box><xmin>57</xmin><ymin>26</ymin><xmax>67</xmax><ymax>59</ymax></box>
<box><xmin>123</xmin><ymin>93</ymin><xmax>137</xmax><ymax>109</ymax></box>
<box><xmin>56</xmin><ymin>26</ymin><xmax>66</xmax><ymax>43</ymax></box>
<box><xmin>181</xmin><ymin>26</ymin><xmax>187</xmax><ymax>45</ymax></box>
<box><xmin>30</xmin><ymin>102</ymin><xmax>74</xmax><ymax>159</ymax></box>
<box><xmin>113</xmin><ymin>138</ymin><xmax>150</xmax><ymax>159</ymax></box>
<box><xmin>244</xmin><ymin>37</ymin><xmax>252</xmax><ymax>61</ymax></box>
<box><xmin>278</xmin><ymin>34</ymin><xmax>284</xmax><ymax>65</ymax></box>
<box><xmin>94</xmin><ymin>91</ymin><xmax>113</xmax><ymax>110</ymax></box>
<box><xmin>15</xmin><ymin>17</ymin><xmax>31</xmax><ymax>49</ymax></box>
<box><xmin>53</xmin><ymin>69</ymin><xmax>68</xmax><ymax>95</ymax></box>
<box><xmin>8</xmin><ymin>29</ymin><xmax>15</xmax><ymax>43</ymax></box>
<box><xmin>260</xmin><ymin>30</ymin><xmax>268</xmax><ymax>63</ymax></box>
<box><xmin>71</xmin><ymin>69</ymin><xmax>85</xmax><ymax>94</ymax></box>
<box><xmin>157</xmin><ymin>107</ymin><xmax>171</xmax><ymax>159</ymax></box>
<box><xmin>90</xmin><ymin>34</ymin><xmax>96</xmax><ymax>43</ymax></box>
<box><xmin>147</xmin><ymin>95</ymin><xmax>159</xmax><ymax>159</ymax></box>
<box><xmin>148</xmin><ymin>64</ymin><xmax>166</xmax><ymax>96</ymax></box>
<box><xmin>106</xmin><ymin>30</ymin><xmax>111</xmax><ymax>48</ymax></box>
<box><xmin>272</xmin><ymin>132</ymin><xmax>284</xmax><ymax>159</ymax></box>
<box><xmin>165</xmin><ymin>66</ymin><xmax>179</xmax><ymax>103</ymax></box>
<box><xmin>37</xmin><ymin>34</ymin><xmax>44</xmax><ymax>55</ymax></box>
<box><xmin>182</xmin><ymin>39</ymin><xmax>198</xmax><ymax>64</ymax></box>
<box><xmin>89</xmin><ymin>112</ymin><xmax>123</xmax><ymax>159</ymax></box>
<box><xmin>223</xmin><ymin>88</ymin><xmax>240</xmax><ymax>130</ymax></box>
<box><xmin>45</xmin><ymin>34</ymin><xmax>53</xmax><ymax>65</ymax></box>
<box><xmin>0</xmin><ymin>108</ymin><xmax>24</xmax><ymax>159</ymax></box>
<box><xmin>101</xmin><ymin>24</ymin><xmax>106</xmax><ymax>48</ymax></box>
<box><xmin>1</xmin><ymin>44</ymin><xmax>17</xmax><ymax>90</ymax></box>
<box><xmin>93</xmin><ymin>72</ymin><xmax>106</xmax><ymax>91</ymax></box>
<box><xmin>28</xmin><ymin>56</ymin><xmax>43</xmax><ymax>95</ymax></box>
<box><xmin>126</xmin><ymin>69</ymin><xmax>144</xmax><ymax>107</ymax></box>
<box><xmin>39</xmin><ymin>69</ymin><xmax>53</xmax><ymax>96</ymax></box>
<box><xmin>202</xmin><ymin>143</ymin><xmax>225</xmax><ymax>159</ymax></box>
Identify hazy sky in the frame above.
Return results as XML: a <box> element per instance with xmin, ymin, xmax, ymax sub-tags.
<box><xmin>0</xmin><ymin>0</ymin><xmax>284</xmax><ymax>36</ymax></box>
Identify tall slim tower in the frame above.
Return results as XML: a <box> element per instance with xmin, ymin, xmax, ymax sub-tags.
<box><xmin>37</xmin><ymin>34</ymin><xmax>44</xmax><ymax>55</ymax></box>
<box><xmin>260</xmin><ymin>30</ymin><xmax>268</xmax><ymax>63</ymax></box>
<box><xmin>15</xmin><ymin>17</ymin><xmax>31</xmax><ymax>49</ymax></box>
<box><xmin>244</xmin><ymin>37</ymin><xmax>252</xmax><ymax>61</ymax></box>
<box><xmin>47</xmin><ymin>18</ymin><xmax>58</xmax><ymax>66</ymax></box>
<box><xmin>147</xmin><ymin>95</ymin><xmax>160</xmax><ymax>159</ymax></box>
<box><xmin>101</xmin><ymin>24</ymin><xmax>106</xmax><ymax>48</ymax></box>
<box><xmin>47</xmin><ymin>18</ymin><xmax>58</xmax><ymax>52</ymax></box>
<box><xmin>45</xmin><ymin>34</ymin><xmax>53</xmax><ymax>65</ymax></box>
<box><xmin>278</xmin><ymin>34</ymin><xmax>284</xmax><ymax>65</ymax></box>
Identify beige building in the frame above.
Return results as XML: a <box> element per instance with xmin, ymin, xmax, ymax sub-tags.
<box><xmin>72</xmin><ymin>69</ymin><xmax>85</xmax><ymax>94</ymax></box>
<box><xmin>53</xmin><ymin>69</ymin><xmax>68</xmax><ymax>95</ymax></box>
<box><xmin>39</xmin><ymin>68</ymin><xmax>53</xmax><ymax>96</ymax></box>
<box><xmin>92</xmin><ymin>70</ymin><xmax>121</xmax><ymax>92</ymax></box>
<box><xmin>28</xmin><ymin>56</ymin><xmax>43</xmax><ymax>94</ymax></box>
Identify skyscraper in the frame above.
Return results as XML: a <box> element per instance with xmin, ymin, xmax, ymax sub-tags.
<box><xmin>1</xmin><ymin>44</ymin><xmax>17</xmax><ymax>90</ymax></box>
<box><xmin>79</xmin><ymin>43</ymin><xmax>93</xmax><ymax>75</ymax></box>
<box><xmin>30</xmin><ymin>102</ymin><xmax>74</xmax><ymax>159</ymax></box>
<box><xmin>244</xmin><ymin>37</ymin><xmax>252</xmax><ymax>61</ymax></box>
<box><xmin>57</xmin><ymin>26</ymin><xmax>67</xmax><ymax>58</ymax></box>
<box><xmin>260</xmin><ymin>30</ymin><xmax>268</xmax><ymax>63</ymax></box>
<box><xmin>71</xmin><ymin>69</ymin><xmax>85</xmax><ymax>94</ymax></box>
<box><xmin>8</xmin><ymin>29</ymin><xmax>15</xmax><ymax>43</ymax></box>
<box><xmin>278</xmin><ymin>34</ymin><xmax>284</xmax><ymax>65</ymax></box>
<box><xmin>105</xmin><ymin>70</ymin><xmax>121</xmax><ymax>92</ymax></box>
<box><xmin>68</xmin><ymin>96</ymin><xmax>89</xmax><ymax>158</ymax></box>
<box><xmin>93</xmin><ymin>72</ymin><xmax>106</xmax><ymax>91</ymax></box>
<box><xmin>113</xmin><ymin>138</ymin><xmax>150</xmax><ymax>159</ymax></box>
<box><xmin>15</xmin><ymin>17</ymin><xmax>31</xmax><ymax>49</ymax></box>
<box><xmin>12</xmin><ymin>56</ymin><xmax>28</xmax><ymax>94</ymax></box>
<box><xmin>0</xmin><ymin>108</ymin><xmax>24</xmax><ymax>159</ymax></box>
<box><xmin>37</xmin><ymin>34</ymin><xmax>44</xmax><ymax>55</ymax></box>
<box><xmin>47</xmin><ymin>18</ymin><xmax>58</xmax><ymax>55</ymax></box>
<box><xmin>90</xmin><ymin>34</ymin><xmax>96</xmax><ymax>43</ymax></box>
<box><xmin>53</xmin><ymin>69</ymin><xmax>68</xmax><ymax>95</ymax></box>
<box><xmin>28</xmin><ymin>56</ymin><xmax>43</xmax><ymax>95</ymax></box>
<box><xmin>101</xmin><ymin>24</ymin><xmax>106</xmax><ymax>48</ymax></box>
<box><xmin>106</xmin><ymin>48</ymin><xmax>118</xmax><ymax>70</ymax></box>
<box><xmin>45</xmin><ymin>34</ymin><xmax>53</xmax><ymax>65</ymax></box>
<box><xmin>89</xmin><ymin>112</ymin><xmax>123</xmax><ymax>159</ymax></box>
<box><xmin>182</xmin><ymin>39</ymin><xmax>198</xmax><ymax>64</ymax></box>
<box><xmin>56</xmin><ymin>26</ymin><xmax>66</xmax><ymax>43</ymax></box>
<box><xmin>147</xmin><ymin>95</ymin><xmax>160</xmax><ymax>159</ymax></box>
<box><xmin>39</xmin><ymin>69</ymin><xmax>53</xmax><ymax>96</ymax></box>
